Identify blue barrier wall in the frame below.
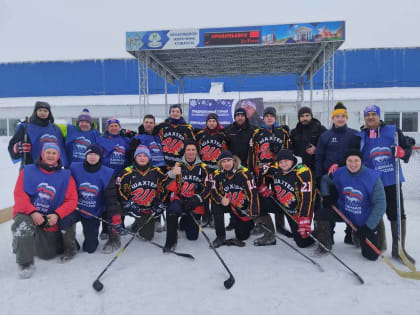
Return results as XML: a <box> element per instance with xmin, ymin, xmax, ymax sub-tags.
<box><xmin>0</xmin><ymin>48</ymin><xmax>419</xmax><ymax>98</ymax></box>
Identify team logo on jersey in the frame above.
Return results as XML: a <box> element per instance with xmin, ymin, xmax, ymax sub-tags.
<box><xmin>79</xmin><ymin>182</ymin><xmax>99</xmax><ymax>208</ymax></box>
<box><xmin>201</xmin><ymin>145</ymin><xmax>221</xmax><ymax>162</ymax></box>
<box><xmin>369</xmin><ymin>147</ymin><xmax>394</xmax><ymax>173</ymax></box>
<box><xmin>259</xmin><ymin>142</ymin><xmax>274</xmax><ymax>160</ymax></box>
<box><xmin>161</xmin><ymin>138</ymin><xmax>184</xmax><ymax>155</ymax></box>
<box><xmin>343</xmin><ymin>186</ymin><xmax>363</xmax><ymax>214</ymax></box>
<box><xmin>34</xmin><ymin>183</ymin><xmax>56</xmax><ymax>213</ymax></box>
<box><xmin>225</xmin><ymin>191</ymin><xmax>245</xmax><ymax>208</ymax></box>
<box><xmin>131</xmin><ymin>188</ymin><xmax>155</xmax><ymax>207</ymax></box>
<box><xmin>40</xmin><ymin>134</ymin><xmax>58</xmax><ymax>144</ymax></box>
<box><xmin>73</xmin><ymin>137</ymin><xmax>92</xmax><ymax>159</ymax></box>
<box><xmin>180</xmin><ymin>182</ymin><xmax>195</xmax><ymax>197</ymax></box>
<box><xmin>274</xmin><ymin>185</ymin><xmax>295</xmax><ymax>207</ymax></box>
<box><xmin>110</xmin><ymin>144</ymin><xmax>126</xmax><ymax>166</ymax></box>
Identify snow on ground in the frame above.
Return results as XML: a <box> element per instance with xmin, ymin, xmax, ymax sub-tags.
<box><xmin>0</xmin><ymin>137</ymin><xmax>19</xmax><ymax>208</ymax></box>
<box><xmin>1</xmin><ymin>140</ymin><xmax>420</xmax><ymax>315</ymax></box>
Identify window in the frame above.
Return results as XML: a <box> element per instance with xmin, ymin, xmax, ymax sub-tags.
<box><xmin>0</xmin><ymin>119</ymin><xmax>7</xmax><ymax>136</ymax></box>
<box><xmin>384</xmin><ymin>112</ymin><xmax>418</xmax><ymax>132</ymax></box>
<box><xmin>384</xmin><ymin>112</ymin><xmax>400</xmax><ymax>129</ymax></box>
<box><xmin>9</xmin><ymin>119</ymin><xmax>20</xmax><ymax>136</ymax></box>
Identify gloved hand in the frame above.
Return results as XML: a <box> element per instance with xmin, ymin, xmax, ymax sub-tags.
<box><xmin>297</xmin><ymin>216</ymin><xmax>311</xmax><ymax>239</ymax></box>
<box><xmin>355</xmin><ymin>224</ymin><xmax>372</xmax><ymax>240</ymax></box>
<box><xmin>183</xmin><ymin>195</ymin><xmax>202</xmax><ymax>212</ymax></box>
<box><xmin>13</xmin><ymin>141</ymin><xmax>31</xmax><ymax>155</ymax></box>
<box><xmin>322</xmin><ymin>195</ymin><xmax>335</xmax><ymax>208</ymax></box>
<box><xmin>123</xmin><ymin>200</ymin><xmax>141</xmax><ymax>216</ymax></box>
<box><xmin>328</xmin><ymin>163</ymin><xmax>339</xmax><ymax>177</ymax></box>
<box><xmin>120</xmin><ymin>129</ymin><xmax>136</xmax><ymax>138</ymax></box>
<box><xmin>258</xmin><ymin>184</ymin><xmax>274</xmax><ymax>198</ymax></box>
<box><xmin>112</xmin><ymin>214</ymin><xmax>122</xmax><ymax>234</ymax></box>
<box><xmin>153</xmin><ymin>202</ymin><xmax>167</xmax><ymax>216</ymax></box>
<box><xmin>194</xmin><ymin>183</ymin><xmax>205</xmax><ymax>195</ymax></box>
<box><xmin>269</xmin><ymin>141</ymin><xmax>281</xmax><ymax>155</ymax></box>
<box><xmin>392</xmin><ymin>145</ymin><xmax>405</xmax><ymax>158</ymax></box>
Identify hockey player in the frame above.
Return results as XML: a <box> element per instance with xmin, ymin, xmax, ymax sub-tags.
<box><xmin>248</xmin><ymin>107</ymin><xmax>291</xmax><ymax>239</ymax></box>
<box><xmin>259</xmin><ymin>149</ymin><xmax>315</xmax><ymax>248</ymax></box>
<box><xmin>117</xmin><ymin>146</ymin><xmax>168</xmax><ymax>241</ymax></box>
<box><xmin>211</xmin><ymin>150</ymin><xmax>258</xmax><ymax>248</ymax></box>
<box><xmin>8</xmin><ymin>101</ymin><xmax>69</xmax><ymax>167</ymax></box>
<box><xmin>63</xmin><ymin>109</ymin><xmax>100</xmax><ymax>164</ymax></box>
<box><xmin>69</xmin><ymin>143</ymin><xmax>121</xmax><ymax>255</ymax></box>
<box><xmin>11</xmin><ymin>142</ymin><xmax>78</xmax><ymax>278</ymax></box>
<box><xmin>224</xmin><ymin>108</ymin><xmax>256</xmax><ymax>231</ymax></box>
<box><xmin>316</xmin><ymin>150</ymin><xmax>386</xmax><ymax>260</ymax></box>
<box><xmin>195</xmin><ymin>113</ymin><xmax>229</xmax><ymax>226</ymax></box>
<box><xmin>353</xmin><ymin>105</ymin><xmax>415</xmax><ymax>263</ymax></box>
<box><xmin>315</xmin><ymin>102</ymin><xmax>358</xmax><ymax>244</ymax></box>
<box><xmin>154</xmin><ymin>104</ymin><xmax>195</xmax><ymax>167</ymax></box>
<box><xmin>163</xmin><ymin>140</ymin><xmax>211</xmax><ymax>251</ymax></box>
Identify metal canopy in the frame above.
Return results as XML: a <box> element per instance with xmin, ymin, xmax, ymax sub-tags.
<box><xmin>126</xmin><ymin>21</ymin><xmax>345</xmax><ymax>120</ymax></box>
<box><xmin>130</xmin><ymin>41</ymin><xmax>342</xmax><ymax>79</ymax></box>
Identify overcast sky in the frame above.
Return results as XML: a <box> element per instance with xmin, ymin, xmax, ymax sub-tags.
<box><xmin>0</xmin><ymin>0</ymin><xmax>418</xmax><ymax>62</ymax></box>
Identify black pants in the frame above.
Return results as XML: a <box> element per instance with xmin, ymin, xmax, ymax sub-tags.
<box><xmin>259</xmin><ymin>197</ymin><xmax>314</xmax><ymax>248</ymax></box>
<box><xmin>212</xmin><ymin>203</ymin><xmax>254</xmax><ymax>241</ymax></box>
<box><xmin>317</xmin><ymin>206</ymin><xmax>380</xmax><ymax>260</ymax></box>
<box><xmin>384</xmin><ymin>184</ymin><xmax>405</xmax><ymax>221</ymax></box>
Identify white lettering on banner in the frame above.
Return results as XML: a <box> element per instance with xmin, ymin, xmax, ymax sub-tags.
<box><xmin>165</xmin><ymin>29</ymin><xmax>199</xmax><ymax>49</ymax></box>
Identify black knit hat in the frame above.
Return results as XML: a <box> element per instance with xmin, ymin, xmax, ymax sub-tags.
<box><xmin>276</xmin><ymin>149</ymin><xmax>294</xmax><ymax>162</ymax></box>
<box><xmin>218</xmin><ymin>150</ymin><xmax>233</xmax><ymax>161</ymax></box>
<box><xmin>169</xmin><ymin>104</ymin><xmax>182</xmax><ymax>114</ymax></box>
<box><xmin>234</xmin><ymin>107</ymin><xmax>247</xmax><ymax>117</ymax></box>
<box><xmin>85</xmin><ymin>143</ymin><xmax>104</xmax><ymax>159</ymax></box>
<box><xmin>298</xmin><ymin>106</ymin><xmax>313</xmax><ymax>118</ymax></box>
<box><xmin>345</xmin><ymin>149</ymin><xmax>363</xmax><ymax>162</ymax></box>
<box><xmin>334</xmin><ymin>101</ymin><xmax>347</xmax><ymax>110</ymax></box>
<box><xmin>206</xmin><ymin>113</ymin><xmax>219</xmax><ymax>123</ymax></box>
<box><xmin>34</xmin><ymin>101</ymin><xmax>51</xmax><ymax>112</ymax></box>
<box><xmin>263</xmin><ymin>107</ymin><xmax>277</xmax><ymax>117</ymax></box>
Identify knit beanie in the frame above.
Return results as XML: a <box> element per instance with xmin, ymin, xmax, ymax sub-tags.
<box><xmin>85</xmin><ymin>143</ymin><xmax>103</xmax><ymax>158</ymax></box>
<box><xmin>218</xmin><ymin>150</ymin><xmax>233</xmax><ymax>161</ymax></box>
<box><xmin>234</xmin><ymin>108</ymin><xmax>247</xmax><ymax>117</ymax></box>
<box><xmin>276</xmin><ymin>149</ymin><xmax>294</xmax><ymax>162</ymax></box>
<box><xmin>363</xmin><ymin>105</ymin><xmax>381</xmax><ymax>118</ymax></box>
<box><xmin>298</xmin><ymin>106</ymin><xmax>313</xmax><ymax>118</ymax></box>
<box><xmin>134</xmin><ymin>145</ymin><xmax>151</xmax><ymax>160</ymax></box>
<box><xmin>77</xmin><ymin>108</ymin><xmax>93</xmax><ymax>125</ymax></box>
<box><xmin>41</xmin><ymin>142</ymin><xmax>60</xmax><ymax>160</ymax></box>
<box><xmin>107</xmin><ymin>117</ymin><xmax>121</xmax><ymax>127</ymax></box>
<box><xmin>263</xmin><ymin>107</ymin><xmax>277</xmax><ymax>117</ymax></box>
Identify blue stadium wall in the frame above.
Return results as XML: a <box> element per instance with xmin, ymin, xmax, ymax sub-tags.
<box><xmin>0</xmin><ymin>48</ymin><xmax>419</xmax><ymax>98</ymax></box>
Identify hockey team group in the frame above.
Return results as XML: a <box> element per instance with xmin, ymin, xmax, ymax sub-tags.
<box><xmin>7</xmin><ymin>100</ymin><xmax>416</xmax><ymax>281</ymax></box>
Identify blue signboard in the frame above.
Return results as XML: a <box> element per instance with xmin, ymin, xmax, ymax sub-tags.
<box><xmin>126</xmin><ymin>21</ymin><xmax>344</xmax><ymax>51</ymax></box>
<box><xmin>188</xmin><ymin>99</ymin><xmax>234</xmax><ymax>128</ymax></box>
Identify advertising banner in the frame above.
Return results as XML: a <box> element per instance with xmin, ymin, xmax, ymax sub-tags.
<box><xmin>188</xmin><ymin>99</ymin><xmax>234</xmax><ymax>128</ymax></box>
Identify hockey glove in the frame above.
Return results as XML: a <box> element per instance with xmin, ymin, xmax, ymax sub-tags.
<box><xmin>112</xmin><ymin>215</ymin><xmax>122</xmax><ymax>234</ymax></box>
<box><xmin>297</xmin><ymin>217</ymin><xmax>311</xmax><ymax>239</ymax></box>
<box><xmin>328</xmin><ymin>163</ymin><xmax>339</xmax><ymax>177</ymax></box>
<box><xmin>392</xmin><ymin>145</ymin><xmax>405</xmax><ymax>159</ymax></box>
<box><xmin>123</xmin><ymin>200</ymin><xmax>141</xmax><ymax>217</ymax></box>
<box><xmin>258</xmin><ymin>184</ymin><xmax>274</xmax><ymax>198</ymax></box>
<box><xmin>269</xmin><ymin>142</ymin><xmax>281</xmax><ymax>155</ymax></box>
<box><xmin>120</xmin><ymin>129</ymin><xmax>136</xmax><ymax>138</ymax></box>
<box><xmin>153</xmin><ymin>202</ymin><xmax>167</xmax><ymax>217</ymax></box>
<box><xmin>183</xmin><ymin>195</ymin><xmax>203</xmax><ymax>212</ymax></box>
<box><xmin>355</xmin><ymin>224</ymin><xmax>372</xmax><ymax>241</ymax></box>
<box><xmin>13</xmin><ymin>141</ymin><xmax>31</xmax><ymax>155</ymax></box>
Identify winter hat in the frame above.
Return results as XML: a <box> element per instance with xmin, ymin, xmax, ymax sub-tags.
<box><xmin>134</xmin><ymin>145</ymin><xmax>151</xmax><ymax>160</ymax></box>
<box><xmin>234</xmin><ymin>107</ymin><xmax>247</xmax><ymax>117</ymax></box>
<box><xmin>206</xmin><ymin>113</ymin><xmax>219</xmax><ymax>123</ymax></box>
<box><xmin>364</xmin><ymin>105</ymin><xmax>381</xmax><ymax>118</ymax></box>
<box><xmin>85</xmin><ymin>143</ymin><xmax>103</xmax><ymax>158</ymax></box>
<box><xmin>241</xmin><ymin>99</ymin><xmax>256</xmax><ymax>110</ymax></box>
<box><xmin>41</xmin><ymin>142</ymin><xmax>60</xmax><ymax>160</ymax></box>
<box><xmin>169</xmin><ymin>104</ymin><xmax>182</xmax><ymax>114</ymax></box>
<box><xmin>77</xmin><ymin>108</ymin><xmax>93</xmax><ymax>125</ymax></box>
<box><xmin>276</xmin><ymin>149</ymin><xmax>294</xmax><ymax>162</ymax></box>
<box><xmin>218</xmin><ymin>150</ymin><xmax>233</xmax><ymax>161</ymax></box>
<box><xmin>107</xmin><ymin>117</ymin><xmax>120</xmax><ymax>127</ymax></box>
<box><xmin>345</xmin><ymin>149</ymin><xmax>363</xmax><ymax>162</ymax></box>
<box><xmin>263</xmin><ymin>107</ymin><xmax>277</xmax><ymax>118</ymax></box>
<box><xmin>331</xmin><ymin>102</ymin><xmax>348</xmax><ymax>119</ymax></box>
<box><xmin>298</xmin><ymin>106</ymin><xmax>313</xmax><ymax>118</ymax></box>
<box><xmin>34</xmin><ymin>101</ymin><xmax>51</xmax><ymax>112</ymax></box>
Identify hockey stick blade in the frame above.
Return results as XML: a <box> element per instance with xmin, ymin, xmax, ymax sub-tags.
<box><xmin>261</xmin><ymin>223</ymin><xmax>324</xmax><ymax>272</ymax></box>
<box><xmin>224</xmin><ymin>275</ymin><xmax>235</xmax><ymax>289</ymax></box>
<box><xmin>149</xmin><ymin>240</ymin><xmax>195</xmax><ymax>260</ymax></box>
<box><xmin>92</xmin><ymin>279</ymin><xmax>104</xmax><ymax>292</ymax></box>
